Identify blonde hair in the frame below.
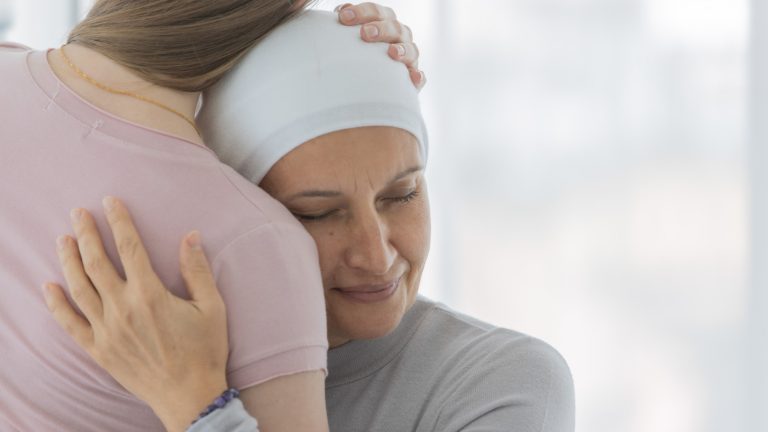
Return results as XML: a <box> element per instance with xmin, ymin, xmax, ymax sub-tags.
<box><xmin>68</xmin><ymin>0</ymin><xmax>313</xmax><ymax>92</ymax></box>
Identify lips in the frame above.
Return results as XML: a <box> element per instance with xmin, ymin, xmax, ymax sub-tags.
<box><xmin>334</xmin><ymin>277</ymin><xmax>401</xmax><ymax>303</ymax></box>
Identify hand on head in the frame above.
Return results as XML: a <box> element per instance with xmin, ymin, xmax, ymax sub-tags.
<box><xmin>335</xmin><ymin>3</ymin><xmax>426</xmax><ymax>90</ymax></box>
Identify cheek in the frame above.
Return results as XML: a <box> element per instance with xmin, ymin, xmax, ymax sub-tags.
<box><xmin>303</xmin><ymin>225</ymin><xmax>343</xmax><ymax>285</ymax></box>
<box><xmin>301</xmin><ymin>198</ymin><xmax>431</xmax><ymax>285</ymax></box>
<box><xmin>390</xmin><ymin>200</ymin><xmax>431</xmax><ymax>271</ymax></box>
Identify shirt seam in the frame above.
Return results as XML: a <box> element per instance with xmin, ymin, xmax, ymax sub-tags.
<box><xmin>209</xmin><ymin>220</ymin><xmax>304</xmax><ymax>270</ymax></box>
<box><xmin>20</xmin><ymin>49</ymin><xmax>216</xmax><ymax>158</ymax></box>
<box><xmin>227</xmin><ymin>342</ymin><xmax>329</xmax><ymax>376</ymax></box>
<box><xmin>215</xmin><ymin>164</ymin><xmax>271</xmax><ymax>217</ymax></box>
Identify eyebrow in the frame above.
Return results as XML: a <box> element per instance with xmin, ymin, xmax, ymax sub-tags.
<box><xmin>389</xmin><ymin>165</ymin><xmax>424</xmax><ymax>184</ymax></box>
<box><xmin>286</xmin><ymin>165</ymin><xmax>424</xmax><ymax>201</ymax></box>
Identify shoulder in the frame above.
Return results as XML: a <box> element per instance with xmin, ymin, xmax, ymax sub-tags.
<box><xmin>420</xmin><ymin>300</ymin><xmax>572</xmax><ymax>382</ymax></box>
<box><xmin>0</xmin><ymin>42</ymin><xmax>32</xmax><ymax>74</ymax></box>
<box><xmin>0</xmin><ymin>42</ymin><xmax>32</xmax><ymax>65</ymax></box>
<box><xmin>0</xmin><ymin>42</ymin><xmax>32</xmax><ymax>52</ymax></box>
<box><xmin>212</xmin><ymin>218</ymin><xmax>318</xmax><ymax>270</ymax></box>
<box><xmin>206</xmin><ymin>171</ymin><xmax>321</xmax><ymax>295</ymax></box>
<box><xmin>204</xmin><ymin>181</ymin><xmax>327</xmax><ymax>391</ymax></box>
<box><xmin>214</xmin><ymin>162</ymin><xmax>301</xmax><ymax>227</ymax></box>
<box><xmin>196</xmin><ymin>162</ymin><xmax>314</xmax><ymax>262</ymax></box>
<box><xmin>412</xmin><ymin>299</ymin><xmax>575</xmax><ymax>431</ymax></box>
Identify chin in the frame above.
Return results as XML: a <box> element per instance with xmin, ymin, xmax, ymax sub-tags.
<box><xmin>328</xmin><ymin>284</ymin><xmax>414</xmax><ymax>342</ymax></box>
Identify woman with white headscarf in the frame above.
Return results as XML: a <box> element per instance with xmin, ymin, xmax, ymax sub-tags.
<box><xmin>46</xmin><ymin>10</ymin><xmax>575</xmax><ymax>432</ymax></box>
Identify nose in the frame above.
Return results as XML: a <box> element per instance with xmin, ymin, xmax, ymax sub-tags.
<box><xmin>344</xmin><ymin>210</ymin><xmax>396</xmax><ymax>275</ymax></box>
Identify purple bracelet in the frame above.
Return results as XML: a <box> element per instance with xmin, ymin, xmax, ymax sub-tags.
<box><xmin>191</xmin><ymin>388</ymin><xmax>240</xmax><ymax>425</ymax></box>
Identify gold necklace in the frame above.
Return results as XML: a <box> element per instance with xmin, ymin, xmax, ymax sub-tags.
<box><xmin>59</xmin><ymin>45</ymin><xmax>200</xmax><ymax>136</ymax></box>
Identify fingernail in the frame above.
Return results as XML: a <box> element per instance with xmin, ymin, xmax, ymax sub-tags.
<box><xmin>334</xmin><ymin>3</ymin><xmax>350</xmax><ymax>12</ymax></box>
<box><xmin>187</xmin><ymin>231</ymin><xmax>202</xmax><ymax>250</ymax></box>
<box><xmin>102</xmin><ymin>196</ymin><xmax>116</xmax><ymax>212</ymax></box>
<box><xmin>56</xmin><ymin>235</ymin><xmax>68</xmax><ymax>251</ymax></box>
<box><xmin>396</xmin><ymin>44</ymin><xmax>406</xmax><ymax>57</ymax></box>
<box><xmin>341</xmin><ymin>9</ymin><xmax>356</xmax><ymax>22</ymax></box>
<box><xmin>70</xmin><ymin>208</ymin><xmax>82</xmax><ymax>222</ymax></box>
<box><xmin>363</xmin><ymin>24</ymin><xmax>379</xmax><ymax>39</ymax></box>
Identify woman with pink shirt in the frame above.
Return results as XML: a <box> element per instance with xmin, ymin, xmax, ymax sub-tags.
<box><xmin>0</xmin><ymin>1</ymin><xmax>421</xmax><ymax>431</ymax></box>
<box><xmin>44</xmin><ymin>10</ymin><xmax>576</xmax><ymax>432</ymax></box>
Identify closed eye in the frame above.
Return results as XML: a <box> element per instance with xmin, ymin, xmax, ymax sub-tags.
<box><xmin>292</xmin><ymin>209</ymin><xmax>339</xmax><ymax>222</ymax></box>
<box><xmin>384</xmin><ymin>190</ymin><xmax>419</xmax><ymax>204</ymax></box>
<box><xmin>293</xmin><ymin>190</ymin><xmax>419</xmax><ymax>222</ymax></box>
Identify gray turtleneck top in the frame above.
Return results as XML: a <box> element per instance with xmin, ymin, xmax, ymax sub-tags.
<box><xmin>190</xmin><ymin>297</ymin><xmax>575</xmax><ymax>432</ymax></box>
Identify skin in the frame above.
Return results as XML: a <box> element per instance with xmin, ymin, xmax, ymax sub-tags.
<box><xmin>46</xmin><ymin>126</ymin><xmax>429</xmax><ymax>430</ymax></box>
<box><xmin>47</xmin><ymin>207</ymin><xmax>231</xmax><ymax>432</ymax></box>
<box><xmin>260</xmin><ymin>127</ymin><xmax>430</xmax><ymax>347</ymax></box>
<box><xmin>46</xmin><ymin>3</ymin><xmax>424</xmax><ymax>147</ymax></box>
<box><xmin>336</xmin><ymin>2</ymin><xmax>426</xmax><ymax>88</ymax></box>
<box><xmin>41</xmin><ymin>4</ymin><xmax>425</xmax><ymax>431</ymax></box>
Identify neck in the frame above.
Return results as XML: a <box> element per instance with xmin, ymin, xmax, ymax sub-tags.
<box><xmin>48</xmin><ymin>44</ymin><xmax>203</xmax><ymax>145</ymax></box>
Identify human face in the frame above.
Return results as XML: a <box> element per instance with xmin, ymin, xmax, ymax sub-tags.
<box><xmin>260</xmin><ymin>126</ymin><xmax>430</xmax><ymax>348</ymax></box>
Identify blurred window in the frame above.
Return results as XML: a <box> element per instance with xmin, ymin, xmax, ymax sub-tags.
<box><xmin>378</xmin><ymin>1</ymin><xmax>750</xmax><ymax>432</ymax></box>
<box><xmin>0</xmin><ymin>0</ymin><xmax>11</xmax><ymax>39</ymax></box>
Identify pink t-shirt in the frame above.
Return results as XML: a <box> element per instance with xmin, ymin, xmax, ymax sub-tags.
<box><xmin>0</xmin><ymin>44</ymin><xmax>328</xmax><ymax>431</ymax></box>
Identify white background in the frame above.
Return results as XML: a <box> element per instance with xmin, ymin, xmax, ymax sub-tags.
<box><xmin>1</xmin><ymin>0</ymin><xmax>764</xmax><ymax>431</ymax></box>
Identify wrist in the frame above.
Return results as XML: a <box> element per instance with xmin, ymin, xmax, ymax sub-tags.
<box><xmin>191</xmin><ymin>388</ymin><xmax>241</xmax><ymax>425</ymax></box>
<box><xmin>152</xmin><ymin>376</ymin><xmax>229</xmax><ymax>432</ymax></box>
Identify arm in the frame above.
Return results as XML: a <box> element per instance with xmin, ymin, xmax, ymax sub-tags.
<box><xmin>43</xmin><ymin>197</ymin><xmax>329</xmax><ymax>432</ymax></box>
<box><xmin>188</xmin><ymin>372</ymin><xmax>327</xmax><ymax>432</ymax></box>
<box><xmin>437</xmin><ymin>339</ymin><xmax>575</xmax><ymax>432</ymax></box>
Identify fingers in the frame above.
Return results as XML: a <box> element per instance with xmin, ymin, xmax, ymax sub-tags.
<box><xmin>338</xmin><ymin>2</ymin><xmax>426</xmax><ymax>89</ymax></box>
<box><xmin>179</xmin><ymin>231</ymin><xmax>223</xmax><ymax>309</ymax></box>
<box><xmin>334</xmin><ymin>3</ymin><xmax>353</xmax><ymax>13</ymax></box>
<box><xmin>70</xmin><ymin>207</ymin><xmax>123</xmax><ymax>292</ymax></box>
<box><xmin>360</xmin><ymin>20</ymin><xmax>412</xmax><ymax>44</ymax></box>
<box><xmin>43</xmin><ymin>283</ymin><xmax>94</xmax><ymax>349</ymax></box>
<box><xmin>337</xmin><ymin>2</ymin><xmax>396</xmax><ymax>25</ymax></box>
<box><xmin>408</xmin><ymin>67</ymin><xmax>427</xmax><ymax>91</ymax></box>
<box><xmin>55</xmin><ymin>235</ymin><xmax>103</xmax><ymax>320</ymax></box>
<box><xmin>101</xmin><ymin>197</ymin><xmax>154</xmax><ymax>281</ymax></box>
<box><xmin>388</xmin><ymin>42</ymin><xmax>419</xmax><ymax>69</ymax></box>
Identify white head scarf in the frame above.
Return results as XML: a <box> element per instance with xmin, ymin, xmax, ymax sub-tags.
<box><xmin>198</xmin><ymin>9</ymin><xmax>428</xmax><ymax>184</ymax></box>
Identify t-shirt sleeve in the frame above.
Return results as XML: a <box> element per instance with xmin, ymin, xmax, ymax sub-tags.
<box><xmin>436</xmin><ymin>336</ymin><xmax>575</xmax><ymax>432</ymax></box>
<box><xmin>211</xmin><ymin>222</ymin><xmax>328</xmax><ymax>390</ymax></box>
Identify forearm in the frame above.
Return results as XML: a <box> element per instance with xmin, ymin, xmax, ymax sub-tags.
<box><xmin>186</xmin><ymin>370</ymin><xmax>329</xmax><ymax>432</ymax></box>
<box><xmin>187</xmin><ymin>399</ymin><xmax>259</xmax><ymax>432</ymax></box>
